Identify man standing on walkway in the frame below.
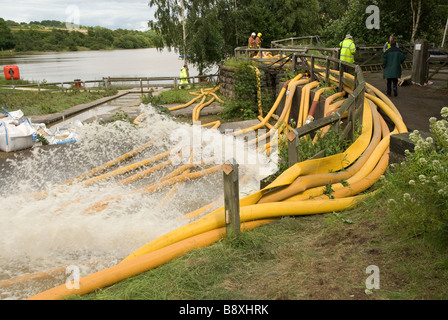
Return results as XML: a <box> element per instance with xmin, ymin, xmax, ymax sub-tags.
<box><xmin>339</xmin><ymin>34</ymin><xmax>356</xmax><ymax>73</ymax></box>
<box><xmin>383</xmin><ymin>39</ymin><xmax>405</xmax><ymax>96</ymax></box>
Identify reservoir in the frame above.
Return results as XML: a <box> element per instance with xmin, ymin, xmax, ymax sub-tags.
<box><xmin>0</xmin><ymin>48</ymin><xmax>209</xmax><ymax>83</ymax></box>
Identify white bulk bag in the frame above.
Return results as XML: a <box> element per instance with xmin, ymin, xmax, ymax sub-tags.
<box><xmin>0</xmin><ymin>117</ymin><xmax>36</xmax><ymax>152</ymax></box>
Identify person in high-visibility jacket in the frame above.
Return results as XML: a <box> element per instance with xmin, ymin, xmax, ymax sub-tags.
<box><xmin>255</xmin><ymin>33</ymin><xmax>262</xmax><ymax>48</ymax></box>
<box><xmin>179</xmin><ymin>64</ymin><xmax>190</xmax><ymax>89</ymax></box>
<box><xmin>383</xmin><ymin>35</ymin><xmax>399</xmax><ymax>52</ymax></box>
<box><xmin>339</xmin><ymin>34</ymin><xmax>356</xmax><ymax>74</ymax></box>
<box><xmin>248</xmin><ymin>32</ymin><xmax>257</xmax><ymax>58</ymax></box>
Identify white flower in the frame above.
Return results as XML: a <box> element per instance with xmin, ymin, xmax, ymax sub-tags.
<box><xmin>419</xmin><ymin>158</ymin><xmax>427</xmax><ymax>165</ymax></box>
<box><xmin>441</xmin><ymin>107</ymin><xmax>448</xmax><ymax>119</ymax></box>
<box><xmin>403</xmin><ymin>193</ymin><xmax>412</xmax><ymax>201</ymax></box>
<box><xmin>408</xmin><ymin>180</ymin><xmax>416</xmax><ymax>186</ymax></box>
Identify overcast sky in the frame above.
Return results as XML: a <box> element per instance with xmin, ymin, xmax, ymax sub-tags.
<box><xmin>0</xmin><ymin>0</ymin><xmax>156</xmax><ymax>31</ymax></box>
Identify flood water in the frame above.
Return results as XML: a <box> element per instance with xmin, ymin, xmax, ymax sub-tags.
<box><xmin>0</xmin><ymin>48</ymin><xmax>211</xmax><ymax>84</ymax></box>
<box><xmin>0</xmin><ymin>103</ymin><xmax>276</xmax><ymax>300</ymax></box>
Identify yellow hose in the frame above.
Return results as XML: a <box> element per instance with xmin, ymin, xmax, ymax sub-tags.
<box><xmin>233</xmin><ymin>73</ymin><xmax>305</xmax><ymax>136</ymax></box>
<box><xmin>122</xmin><ymin>195</ymin><xmax>368</xmax><ymax>262</ymax></box>
<box><xmin>258</xmin><ymin>100</ymin><xmax>381</xmax><ymax>203</ymax></box>
<box><xmin>27</xmin><ymin>219</ymin><xmax>276</xmax><ymax>300</ymax></box>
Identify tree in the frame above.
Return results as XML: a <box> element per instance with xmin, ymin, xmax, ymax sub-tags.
<box><xmin>0</xmin><ymin>18</ymin><xmax>15</xmax><ymax>50</ymax></box>
<box><xmin>411</xmin><ymin>0</ymin><xmax>422</xmax><ymax>43</ymax></box>
<box><xmin>148</xmin><ymin>0</ymin><xmax>322</xmax><ymax>73</ymax></box>
<box><xmin>149</xmin><ymin>0</ymin><xmax>225</xmax><ymax>74</ymax></box>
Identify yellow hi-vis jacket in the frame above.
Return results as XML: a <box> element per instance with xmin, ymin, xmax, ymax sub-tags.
<box><xmin>339</xmin><ymin>38</ymin><xmax>356</xmax><ymax>63</ymax></box>
<box><xmin>180</xmin><ymin>67</ymin><xmax>188</xmax><ymax>84</ymax></box>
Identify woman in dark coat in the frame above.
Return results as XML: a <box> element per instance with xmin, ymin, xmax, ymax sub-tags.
<box><xmin>383</xmin><ymin>39</ymin><xmax>406</xmax><ymax>96</ymax></box>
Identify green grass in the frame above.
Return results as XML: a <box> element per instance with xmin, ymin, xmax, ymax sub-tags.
<box><xmin>1</xmin><ymin>75</ymin><xmax>119</xmax><ymax>116</ymax></box>
<box><xmin>0</xmin><ymin>88</ymin><xmax>118</xmax><ymax>116</ymax></box>
<box><xmin>69</xmin><ymin>199</ymin><xmax>448</xmax><ymax>300</ymax></box>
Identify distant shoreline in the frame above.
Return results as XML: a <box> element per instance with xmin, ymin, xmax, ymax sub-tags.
<box><xmin>0</xmin><ymin>46</ymin><xmax>158</xmax><ymax>56</ymax></box>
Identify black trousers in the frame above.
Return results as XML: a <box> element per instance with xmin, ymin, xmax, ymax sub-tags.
<box><xmin>387</xmin><ymin>78</ymin><xmax>398</xmax><ymax>95</ymax></box>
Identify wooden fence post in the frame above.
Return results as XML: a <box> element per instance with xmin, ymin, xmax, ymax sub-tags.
<box><xmin>287</xmin><ymin>129</ymin><xmax>300</xmax><ymax>167</ymax></box>
<box><xmin>411</xmin><ymin>39</ymin><xmax>429</xmax><ymax>85</ymax></box>
<box><xmin>223</xmin><ymin>159</ymin><xmax>240</xmax><ymax>238</ymax></box>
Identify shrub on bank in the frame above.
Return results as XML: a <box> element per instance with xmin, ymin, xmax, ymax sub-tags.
<box><xmin>380</xmin><ymin>107</ymin><xmax>448</xmax><ymax>242</ymax></box>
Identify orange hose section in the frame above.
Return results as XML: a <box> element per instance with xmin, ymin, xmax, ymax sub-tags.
<box><xmin>79</xmin><ymin>150</ymin><xmax>172</xmax><ymax>187</ymax></box>
<box><xmin>0</xmin><ymin>267</ymin><xmax>66</xmax><ymax>289</ymax></box>
<box><xmin>31</xmin><ymin>141</ymin><xmax>154</xmax><ymax>200</ymax></box>
<box><xmin>26</xmin><ymin>219</ymin><xmax>276</xmax><ymax>300</ymax></box>
<box><xmin>117</xmin><ymin>158</ymin><xmax>175</xmax><ymax>185</ymax></box>
<box><xmin>83</xmin><ymin>165</ymin><xmax>222</xmax><ymax>215</ymax></box>
<box><xmin>297</xmin><ymin>81</ymin><xmax>320</xmax><ymax>128</ymax></box>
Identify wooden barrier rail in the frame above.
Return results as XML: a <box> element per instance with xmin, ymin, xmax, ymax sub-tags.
<box><xmin>289</xmin><ymin>53</ymin><xmax>366</xmax><ymax>165</ymax></box>
<box><xmin>0</xmin><ymin>74</ymin><xmax>219</xmax><ymax>92</ymax></box>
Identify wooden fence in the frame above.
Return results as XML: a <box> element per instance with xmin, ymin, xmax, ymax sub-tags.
<box><xmin>287</xmin><ymin>53</ymin><xmax>365</xmax><ymax>164</ymax></box>
<box><xmin>0</xmin><ymin>74</ymin><xmax>219</xmax><ymax>93</ymax></box>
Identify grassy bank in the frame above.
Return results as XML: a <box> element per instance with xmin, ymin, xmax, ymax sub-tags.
<box><xmin>0</xmin><ymin>76</ymin><xmax>118</xmax><ymax>116</ymax></box>
<box><xmin>70</xmin><ymin>195</ymin><xmax>448</xmax><ymax>300</ymax></box>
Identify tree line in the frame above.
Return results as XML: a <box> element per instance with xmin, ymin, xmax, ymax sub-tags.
<box><xmin>149</xmin><ymin>0</ymin><xmax>447</xmax><ymax>73</ymax></box>
<box><xmin>1</xmin><ymin>0</ymin><xmax>447</xmax><ymax>73</ymax></box>
<box><xmin>0</xmin><ymin>18</ymin><xmax>163</xmax><ymax>52</ymax></box>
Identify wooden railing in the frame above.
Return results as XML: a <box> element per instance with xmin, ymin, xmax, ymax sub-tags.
<box><xmin>287</xmin><ymin>53</ymin><xmax>366</xmax><ymax>165</ymax></box>
<box><xmin>0</xmin><ymin>74</ymin><xmax>219</xmax><ymax>93</ymax></box>
<box><xmin>271</xmin><ymin>35</ymin><xmax>325</xmax><ymax>48</ymax></box>
<box><xmin>237</xmin><ymin>41</ymin><xmax>418</xmax><ymax>72</ymax></box>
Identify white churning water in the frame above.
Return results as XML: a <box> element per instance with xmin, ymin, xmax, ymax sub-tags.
<box><xmin>0</xmin><ymin>103</ymin><xmax>277</xmax><ymax>300</ymax></box>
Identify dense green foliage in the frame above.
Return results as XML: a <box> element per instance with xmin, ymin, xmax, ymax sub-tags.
<box><xmin>379</xmin><ymin>108</ymin><xmax>448</xmax><ymax>240</ymax></box>
<box><xmin>148</xmin><ymin>0</ymin><xmax>447</xmax><ymax>73</ymax></box>
<box><xmin>321</xmin><ymin>0</ymin><xmax>448</xmax><ymax>46</ymax></box>
<box><xmin>0</xmin><ymin>18</ymin><xmax>163</xmax><ymax>52</ymax></box>
<box><xmin>220</xmin><ymin>62</ymin><xmax>273</xmax><ymax>121</ymax></box>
